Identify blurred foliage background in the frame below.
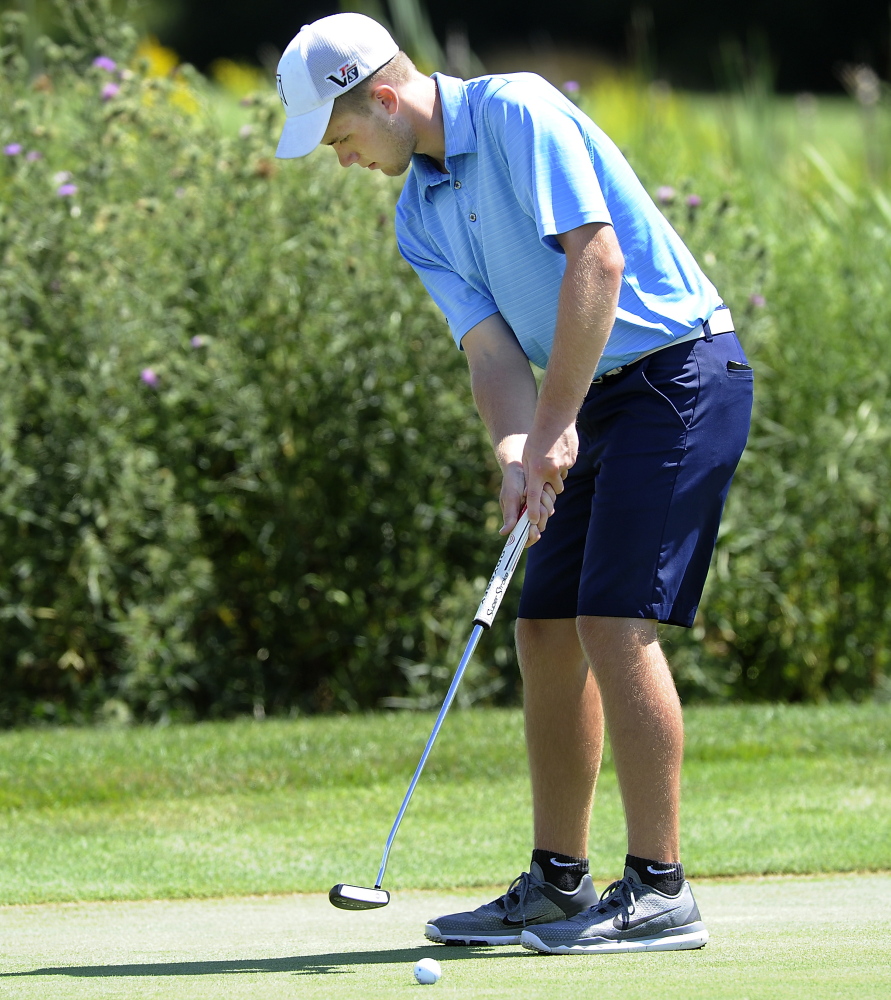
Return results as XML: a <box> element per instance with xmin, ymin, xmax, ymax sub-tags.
<box><xmin>1</xmin><ymin>0</ymin><xmax>890</xmax><ymax>725</ymax></box>
<box><xmin>3</xmin><ymin>0</ymin><xmax>888</xmax><ymax>93</ymax></box>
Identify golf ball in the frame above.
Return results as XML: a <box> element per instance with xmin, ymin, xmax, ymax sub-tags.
<box><xmin>413</xmin><ymin>957</ymin><xmax>442</xmax><ymax>984</ymax></box>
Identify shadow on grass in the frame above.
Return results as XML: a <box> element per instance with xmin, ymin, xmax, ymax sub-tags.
<box><xmin>1</xmin><ymin>946</ymin><xmax>532</xmax><ymax>979</ymax></box>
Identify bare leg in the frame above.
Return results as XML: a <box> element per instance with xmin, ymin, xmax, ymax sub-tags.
<box><xmin>516</xmin><ymin>617</ymin><xmax>604</xmax><ymax>858</ymax></box>
<box><xmin>577</xmin><ymin>616</ymin><xmax>683</xmax><ymax>861</ymax></box>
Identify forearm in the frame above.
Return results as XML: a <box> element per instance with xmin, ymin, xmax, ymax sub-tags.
<box><xmin>464</xmin><ymin>314</ymin><xmax>539</xmax><ymax>469</ymax></box>
<box><xmin>471</xmin><ymin>356</ymin><xmax>539</xmax><ymax>470</ymax></box>
<box><xmin>534</xmin><ymin>225</ymin><xmax>624</xmax><ymax>436</ymax></box>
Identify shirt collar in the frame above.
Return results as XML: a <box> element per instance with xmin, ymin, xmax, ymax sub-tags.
<box><xmin>409</xmin><ymin>72</ymin><xmax>476</xmax><ymax>191</ymax></box>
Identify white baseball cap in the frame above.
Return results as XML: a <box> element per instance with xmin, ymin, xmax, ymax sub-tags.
<box><xmin>275</xmin><ymin>13</ymin><xmax>399</xmax><ymax>159</ymax></box>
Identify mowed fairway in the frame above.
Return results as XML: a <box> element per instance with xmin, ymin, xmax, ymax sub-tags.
<box><xmin>1</xmin><ymin>705</ymin><xmax>889</xmax><ymax>997</ymax></box>
<box><xmin>1</xmin><ymin>875</ymin><xmax>890</xmax><ymax>999</ymax></box>
<box><xmin>1</xmin><ymin>705</ymin><xmax>889</xmax><ymax>904</ymax></box>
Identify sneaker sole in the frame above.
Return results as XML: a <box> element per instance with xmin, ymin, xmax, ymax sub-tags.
<box><xmin>521</xmin><ymin>924</ymin><xmax>710</xmax><ymax>955</ymax></box>
<box><xmin>425</xmin><ymin>923</ymin><xmax>522</xmax><ymax>946</ymax></box>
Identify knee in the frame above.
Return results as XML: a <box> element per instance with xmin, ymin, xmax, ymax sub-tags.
<box><xmin>576</xmin><ymin>616</ymin><xmax>659</xmax><ymax>674</ymax></box>
<box><xmin>515</xmin><ymin>617</ymin><xmax>585</xmax><ymax>679</ymax></box>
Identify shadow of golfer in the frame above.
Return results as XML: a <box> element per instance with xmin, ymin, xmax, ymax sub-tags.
<box><xmin>1</xmin><ymin>945</ymin><xmax>531</xmax><ymax>979</ymax></box>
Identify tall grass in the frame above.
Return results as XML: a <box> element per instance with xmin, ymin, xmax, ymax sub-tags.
<box><xmin>577</xmin><ymin>76</ymin><xmax>891</xmax><ymax>701</ymax></box>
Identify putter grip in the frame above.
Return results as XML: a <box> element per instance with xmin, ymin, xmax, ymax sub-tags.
<box><xmin>473</xmin><ymin>509</ymin><xmax>531</xmax><ymax>628</ymax></box>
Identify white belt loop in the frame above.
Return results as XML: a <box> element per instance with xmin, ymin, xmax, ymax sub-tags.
<box><xmin>703</xmin><ymin>306</ymin><xmax>735</xmax><ymax>337</ymax></box>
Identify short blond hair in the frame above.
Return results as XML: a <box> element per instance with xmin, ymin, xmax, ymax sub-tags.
<box><xmin>332</xmin><ymin>51</ymin><xmax>417</xmax><ymax>117</ymax></box>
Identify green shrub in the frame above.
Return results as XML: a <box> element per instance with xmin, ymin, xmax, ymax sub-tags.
<box><xmin>0</xmin><ymin>1</ymin><xmax>517</xmax><ymax>723</ymax></box>
<box><xmin>1</xmin><ymin>3</ymin><xmax>890</xmax><ymax>723</ymax></box>
<box><xmin>602</xmin><ymin>86</ymin><xmax>891</xmax><ymax>702</ymax></box>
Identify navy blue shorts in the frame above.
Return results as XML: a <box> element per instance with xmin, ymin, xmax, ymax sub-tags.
<box><xmin>517</xmin><ymin>331</ymin><xmax>753</xmax><ymax>627</ymax></box>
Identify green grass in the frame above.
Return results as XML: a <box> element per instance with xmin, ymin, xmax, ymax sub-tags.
<box><xmin>0</xmin><ymin>704</ymin><xmax>888</xmax><ymax>905</ymax></box>
<box><xmin>1</xmin><ymin>876</ymin><xmax>890</xmax><ymax>999</ymax></box>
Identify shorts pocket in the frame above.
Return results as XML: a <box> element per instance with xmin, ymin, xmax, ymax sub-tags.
<box><xmin>726</xmin><ymin>359</ymin><xmax>754</xmax><ymax>380</ymax></box>
<box><xmin>638</xmin><ymin>369</ymin><xmax>695</xmax><ymax>431</ymax></box>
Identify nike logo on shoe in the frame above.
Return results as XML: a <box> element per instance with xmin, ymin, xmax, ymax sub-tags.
<box><xmin>613</xmin><ymin>907</ymin><xmax>681</xmax><ymax>931</ymax></box>
<box><xmin>647</xmin><ymin>865</ymin><xmax>677</xmax><ymax>875</ymax></box>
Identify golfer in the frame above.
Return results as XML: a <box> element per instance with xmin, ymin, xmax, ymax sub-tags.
<box><xmin>274</xmin><ymin>13</ymin><xmax>753</xmax><ymax>954</ymax></box>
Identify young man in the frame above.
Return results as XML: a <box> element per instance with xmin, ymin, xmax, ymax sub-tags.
<box><xmin>274</xmin><ymin>13</ymin><xmax>753</xmax><ymax>954</ymax></box>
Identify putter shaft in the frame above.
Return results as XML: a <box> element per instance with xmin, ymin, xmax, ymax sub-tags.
<box><xmin>373</xmin><ymin>509</ymin><xmax>531</xmax><ymax>889</ymax></box>
<box><xmin>374</xmin><ymin>623</ymin><xmax>486</xmax><ymax>889</ymax></box>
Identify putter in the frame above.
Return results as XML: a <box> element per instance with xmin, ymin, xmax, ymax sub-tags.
<box><xmin>330</xmin><ymin>508</ymin><xmax>532</xmax><ymax>910</ymax></box>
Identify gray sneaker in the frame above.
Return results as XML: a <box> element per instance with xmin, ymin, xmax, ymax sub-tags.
<box><xmin>425</xmin><ymin>862</ymin><xmax>598</xmax><ymax>946</ymax></box>
<box><xmin>520</xmin><ymin>867</ymin><xmax>709</xmax><ymax>954</ymax></box>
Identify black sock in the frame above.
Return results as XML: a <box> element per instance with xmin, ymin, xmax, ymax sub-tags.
<box><xmin>625</xmin><ymin>854</ymin><xmax>685</xmax><ymax>896</ymax></box>
<box><xmin>532</xmin><ymin>849</ymin><xmax>589</xmax><ymax>892</ymax></box>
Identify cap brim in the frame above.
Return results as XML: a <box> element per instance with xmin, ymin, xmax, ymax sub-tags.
<box><xmin>275</xmin><ymin>101</ymin><xmax>334</xmax><ymax>159</ymax></box>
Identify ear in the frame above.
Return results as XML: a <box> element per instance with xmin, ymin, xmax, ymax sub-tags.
<box><xmin>369</xmin><ymin>83</ymin><xmax>399</xmax><ymax>115</ymax></box>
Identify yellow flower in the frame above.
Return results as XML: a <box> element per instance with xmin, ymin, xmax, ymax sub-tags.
<box><xmin>211</xmin><ymin>58</ymin><xmax>266</xmax><ymax>98</ymax></box>
<box><xmin>134</xmin><ymin>36</ymin><xmax>179</xmax><ymax>78</ymax></box>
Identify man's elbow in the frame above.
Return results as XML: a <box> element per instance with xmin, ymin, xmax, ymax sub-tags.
<box><xmin>592</xmin><ymin>226</ymin><xmax>625</xmax><ymax>282</ymax></box>
<box><xmin>560</xmin><ymin>223</ymin><xmax>625</xmax><ymax>286</ymax></box>
<box><xmin>600</xmin><ymin>245</ymin><xmax>625</xmax><ymax>287</ymax></box>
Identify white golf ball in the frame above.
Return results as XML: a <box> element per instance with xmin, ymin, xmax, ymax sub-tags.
<box><xmin>413</xmin><ymin>957</ymin><xmax>442</xmax><ymax>984</ymax></box>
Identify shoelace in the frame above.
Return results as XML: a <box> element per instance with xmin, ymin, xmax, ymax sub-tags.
<box><xmin>593</xmin><ymin>877</ymin><xmax>637</xmax><ymax>920</ymax></box>
<box><xmin>499</xmin><ymin>870</ymin><xmax>546</xmax><ymax>923</ymax></box>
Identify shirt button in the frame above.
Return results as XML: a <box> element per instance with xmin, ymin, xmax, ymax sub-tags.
<box><xmin>454</xmin><ymin>180</ymin><xmax>462</xmax><ymax>189</ymax></box>
<box><xmin>469</xmin><ymin>212</ymin><xmax>477</xmax><ymax>221</ymax></box>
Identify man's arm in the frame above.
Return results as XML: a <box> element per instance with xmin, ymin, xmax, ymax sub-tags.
<box><xmin>521</xmin><ymin>222</ymin><xmax>624</xmax><ymax>531</ymax></box>
<box><xmin>463</xmin><ymin>222</ymin><xmax>623</xmax><ymax>542</ymax></box>
<box><xmin>461</xmin><ymin>313</ymin><xmax>551</xmax><ymax>544</ymax></box>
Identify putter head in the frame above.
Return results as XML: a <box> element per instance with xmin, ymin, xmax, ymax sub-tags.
<box><xmin>329</xmin><ymin>883</ymin><xmax>391</xmax><ymax>910</ymax></box>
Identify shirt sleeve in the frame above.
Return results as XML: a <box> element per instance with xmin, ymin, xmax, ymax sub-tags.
<box><xmin>482</xmin><ymin>79</ymin><xmax>613</xmax><ymax>251</ymax></box>
<box><xmin>396</xmin><ymin>214</ymin><xmax>500</xmax><ymax>349</ymax></box>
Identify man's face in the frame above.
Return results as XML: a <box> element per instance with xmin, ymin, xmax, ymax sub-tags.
<box><xmin>321</xmin><ymin>106</ymin><xmax>417</xmax><ymax>177</ymax></box>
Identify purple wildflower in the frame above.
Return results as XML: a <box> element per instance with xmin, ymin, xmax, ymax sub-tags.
<box><xmin>57</xmin><ymin>184</ymin><xmax>78</xmax><ymax>197</ymax></box>
<box><xmin>26</xmin><ymin>150</ymin><xmax>43</xmax><ymax>161</ymax></box>
<box><xmin>190</xmin><ymin>335</ymin><xmax>206</xmax><ymax>348</ymax></box>
<box><xmin>656</xmin><ymin>186</ymin><xmax>676</xmax><ymax>204</ymax></box>
<box><xmin>686</xmin><ymin>194</ymin><xmax>702</xmax><ymax>207</ymax></box>
<box><xmin>4</xmin><ymin>143</ymin><xmax>22</xmax><ymax>156</ymax></box>
<box><xmin>563</xmin><ymin>81</ymin><xmax>580</xmax><ymax>93</ymax></box>
<box><xmin>101</xmin><ymin>82</ymin><xmax>121</xmax><ymax>101</ymax></box>
<box><xmin>93</xmin><ymin>56</ymin><xmax>117</xmax><ymax>73</ymax></box>
<box><xmin>140</xmin><ymin>368</ymin><xmax>159</xmax><ymax>387</ymax></box>
<box><xmin>750</xmin><ymin>294</ymin><xmax>766</xmax><ymax>308</ymax></box>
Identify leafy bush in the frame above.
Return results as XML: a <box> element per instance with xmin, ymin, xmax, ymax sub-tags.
<box><xmin>598</xmin><ymin>84</ymin><xmax>891</xmax><ymax>703</ymax></box>
<box><xmin>1</xmin><ymin>2</ymin><xmax>890</xmax><ymax>724</ymax></box>
<box><xmin>0</xmin><ymin>1</ymin><xmax>515</xmax><ymax>724</ymax></box>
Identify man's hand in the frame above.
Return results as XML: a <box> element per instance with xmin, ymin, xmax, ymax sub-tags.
<box><xmin>498</xmin><ymin>430</ymin><xmax>572</xmax><ymax>546</ymax></box>
<box><xmin>521</xmin><ymin>421</ymin><xmax>578</xmax><ymax>542</ymax></box>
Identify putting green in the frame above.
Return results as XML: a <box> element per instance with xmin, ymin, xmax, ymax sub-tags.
<box><xmin>1</xmin><ymin>875</ymin><xmax>888</xmax><ymax>999</ymax></box>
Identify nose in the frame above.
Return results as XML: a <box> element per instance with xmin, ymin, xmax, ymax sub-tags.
<box><xmin>337</xmin><ymin>148</ymin><xmax>360</xmax><ymax>168</ymax></box>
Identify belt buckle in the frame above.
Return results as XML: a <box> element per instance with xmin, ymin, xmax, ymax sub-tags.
<box><xmin>593</xmin><ymin>365</ymin><xmax>625</xmax><ymax>384</ymax></box>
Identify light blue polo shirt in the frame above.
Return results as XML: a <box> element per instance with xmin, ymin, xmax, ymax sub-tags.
<box><xmin>395</xmin><ymin>72</ymin><xmax>722</xmax><ymax>375</ymax></box>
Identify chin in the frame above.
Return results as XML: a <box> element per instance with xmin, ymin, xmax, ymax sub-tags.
<box><xmin>381</xmin><ymin>158</ymin><xmax>412</xmax><ymax>177</ymax></box>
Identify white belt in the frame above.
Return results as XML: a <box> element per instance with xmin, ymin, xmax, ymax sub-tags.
<box><xmin>593</xmin><ymin>307</ymin><xmax>735</xmax><ymax>382</ymax></box>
